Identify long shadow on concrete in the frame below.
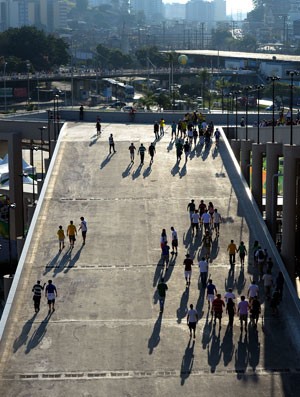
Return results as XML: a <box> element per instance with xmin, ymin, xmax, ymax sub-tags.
<box><xmin>100</xmin><ymin>153</ymin><xmax>114</xmax><ymax>170</ymax></box>
<box><xmin>221</xmin><ymin>325</ymin><xmax>235</xmax><ymax>367</ymax></box>
<box><xmin>13</xmin><ymin>313</ymin><xmax>37</xmax><ymax>353</ymax></box>
<box><xmin>148</xmin><ymin>313</ymin><xmax>162</xmax><ymax>355</ymax></box>
<box><xmin>180</xmin><ymin>338</ymin><xmax>195</xmax><ymax>385</ymax></box>
<box><xmin>153</xmin><ymin>259</ymin><xmax>164</xmax><ymax>287</ymax></box>
<box><xmin>25</xmin><ymin>311</ymin><xmax>53</xmax><ymax>354</ymax></box>
<box><xmin>122</xmin><ymin>162</ymin><xmax>133</xmax><ymax>178</ymax></box>
<box><xmin>43</xmin><ymin>251</ymin><xmax>62</xmax><ymax>276</ymax></box>
<box><xmin>207</xmin><ymin>325</ymin><xmax>222</xmax><ymax>373</ymax></box>
<box><xmin>176</xmin><ymin>287</ymin><xmax>189</xmax><ymax>324</ymax></box>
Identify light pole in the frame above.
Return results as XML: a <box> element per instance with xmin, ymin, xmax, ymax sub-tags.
<box><xmin>26</xmin><ymin>60</ymin><xmax>31</xmax><ymax>106</ymax></box>
<box><xmin>31</xmin><ymin>145</ymin><xmax>38</xmax><ymax>204</ymax></box>
<box><xmin>3</xmin><ymin>61</ymin><xmax>7</xmax><ymax>112</ymax></box>
<box><xmin>234</xmin><ymin>91</ymin><xmax>241</xmax><ymax>140</ymax></box>
<box><xmin>7</xmin><ymin>202</ymin><xmax>16</xmax><ymax>268</ymax></box>
<box><xmin>255</xmin><ymin>84</ymin><xmax>264</xmax><ymax>144</ymax></box>
<box><xmin>38</xmin><ymin>126</ymin><xmax>46</xmax><ymax>182</ymax></box>
<box><xmin>266</xmin><ymin>76</ymin><xmax>280</xmax><ymax>143</ymax></box>
<box><xmin>244</xmin><ymin>85</ymin><xmax>252</xmax><ymax>140</ymax></box>
<box><xmin>18</xmin><ymin>173</ymin><xmax>26</xmax><ymax>237</ymax></box>
<box><xmin>287</xmin><ymin>70</ymin><xmax>299</xmax><ymax>145</ymax></box>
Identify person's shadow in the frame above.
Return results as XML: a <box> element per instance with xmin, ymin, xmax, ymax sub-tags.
<box><xmin>202</xmin><ymin>312</ymin><xmax>213</xmax><ymax>350</ymax></box>
<box><xmin>25</xmin><ymin>311</ymin><xmax>53</xmax><ymax>354</ymax></box>
<box><xmin>179</xmin><ymin>164</ymin><xmax>187</xmax><ymax>178</ymax></box>
<box><xmin>236</xmin><ymin>267</ymin><xmax>246</xmax><ymax>294</ymax></box>
<box><xmin>235</xmin><ymin>333</ymin><xmax>249</xmax><ymax>376</ymax></box>
<box><xmin>180</xmin><ymin>339</ymin><xmax>195</xmax><ymax>385</ymax></box>
<box><xmin>143</xmin><ymin>165</ymin><xmax>152</xmax><ymax>178</ymax></box>
<box><xmin>196</xmin><ymin>287</ymin><xmax>205</xmax><ymax>320</ymax></box>
<box><xmin>207</xmin><ymin>326</ymin><xmax>222</xmax><ymax>373</ymax></box>
<box><xmin>132</xmin><ymin>164</ymin><xmax>142</xmax><ymax>179</ymax></box>
<box><xmin>148</xmin><ymin>313</ymin><xmax>162</xmax><ymax>354</ymax></box>
<box><xmin>64</xmin><ymin>245</ymin><xmax>84</xmax><ymax>274</ymax></box>
<box><xmin>122</xmin><ymin>162</ymin><xmax>133</xmax><ymax>178</ymax></box>
<box><xmin>163</xmin><ymin>254</ymin><xmax>176</xmax><ymax>282</ymax></box>
<box><xmin>171</xmin><ymin>162</ymin><xmax>180</xmax><ymax>176</ymax></box>
<box><xmin>153</xmin><ymin>258</ymin><xmax>164</xmax><ymax>287</ymax></box>
<box><xmin>13</xmin><ymin>313</ymin><xmax>37</xmax><ymax>353</ymax></box>
<box><xmin>89</xmin><ymin>134</ymin><xmax>100</xmax><ymax>147</ymax></box>
<box><xmin>43</xmin><ymin>251</ymin><xmax>62</xmax><ymax>275</ymax></box>
<box><xmin>248</xmin><ymin>326</ymin><xmax>260</xmax><ymax>371</ymax></box>
<box><xmin>100</xmin><ymin>154</ymin><xmax>112</xmax><ymax>170</ymax></box>
<box><xmin>221</xmin><ymin>325</ymin><xmax>235</xmax><ymax>366</ymax></box>
<box><xmin>167</xmin><ymin>140</ymin><xmax>175</xmax><ymax>152</ymax></box>
<box><xmin>176</xmin><ymin>287</ymin><xmax>189</xmax><ymax>324</ymax></box>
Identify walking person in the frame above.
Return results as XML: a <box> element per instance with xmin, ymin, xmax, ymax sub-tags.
<box><xmin>201</xmin><ymin>210</ymin><xmax>211</xmax><ymax>233</ymax></box>
<box><xmin>202</xmin><ymin>230</ymin><xmax>212</xmax><ymax>260</ymax></box>
<box><xmin>247</xmin><ymin>280</ymin><xmax>259</xmax><ymax>302</ymax></box>
<box><xmin>171</xmin><ymin>121</ymin><xmax>177</xmax><ymax>139</ymax></box>
<box><xmin>161</xmin><ymin>242</ymin><xmax>170</xmax><ymax>270</ymax></box>
<box><xmin>191</xmin><ymin>209</ymin><xmax>200</xmax><ymax>235</ymax></box>
<box><xmin>207</xmin><ymin>279</ymin><xmax>217</xmax><ymax>313</ymax></box>
<box><xmin>109</xmin><ymin>134</ymin><xmax>116</xmax><ymax>154</ymax></box>
<box><xmin>249</xmin><ymin>295</ymin><xmax>261</xmax><ymax>326</ymax></box>
<box><xmin>159</xmin><ymin>118</ymin><xmax>165</xmax><ymax>135</ymax></box>
<box><xmin>224</xmin><ymin>288</ymin><xmax>236</xmax><ymax>303</ymax></box>
<box><xmin>187</xmin><ymin>303</ymin><xmax>198</xmax><ymax>339</ymax></box>
<box><xmin>198</xmin><ymin>256</ymin><xmax>208</xmax><ymax>288</ymax></box>
<box><xmin>175</xmin><ymin>139</ymin><xmax>183</xmax><ymax>162</ymax></box>
<box><xmin>187</xmin><ymin>199</ymin><xmax>196</xmax><ymax>224</ymax></box>
<box><xmin>237</xmin><ymin>295</ymin><xmax>249</xmax><ymax>333</ymax></box>
<box><xmin>183</xmin><ymin>140</ymin><xmax>190</xmax><ymax>162</ymax></box>
<box><xmin>227</xmin><ymin>239</ymin><xmax>237</xmax><ymax>266</ymax></box>
<box><xmin>160</xmin><ymin>229</ymin><xmax>168</xmax><ymax>251</ymax></box>
<box><xmin>148</xmin><ymin>142</ymin><xmax>156</xmax><ymax>164</ymax></box>
<box><xmin>96</xmin><ymin>119</ymin><xmax>101</xmax><ymax>136</ymax></box>
<box><xmin>32</xmin><ymin>280</ymin><xmax>46</xmax><ymax>313</ymax></box>
<box><xmin>138</xmin><ymin>143</ymin><xmax>146</xmax><ymax>165</ymax></box>
<box><xmin>78</xmin><ymin>216</ymin><xmax>87</xmax><ymax>245</ymax></box>
<box><xmin>57</xmin><ymin>225</ymin><xmax>65</xmax><ymax>252</ymax></box>
<box><xmin>262</xmin><ymin>270</ymin><xmax>273</xmax><ymax>300</ymax></box>
<box><xmin>79</xmin><ymin>105</ymin><xmax>84</xmax><ymax>121</ymax></box>
<box><xmin>183</xmin><ymin>253</ymin><xmax>193</xmax><ymax>287</ymax></box>
<box><xmin>237</xmin><ymin>241</ymin><xmax>247</xmax><ymax>266</ymax></box>
<box><xmin>157</xmin><ymin>277</ymin><xmax>168</xmax><ymax>314</ymax></box>
<box><xmin>45</xmin><ymin>280</ymin><xmax>57</xmax><ymax>313</ymax></box>
<box><xmin>212</xmin><ymin>294</ymin><xmax>225</xmax><ymax>328</ymax></box>
<box><xmin>154</xmin><ymin>121</ymin><xmax>159</xmax><ymax>140</ymax></box>
<box><xmin>67</xmin><ymin>220</ymin><xmax>77</xmax><ymax>248</ymax></box>
<box><xmin>170</xmin><ymin>226</ymin><xmax>178</xmax><ymax>255</ymax></box>
<box><xmin>213</xmin><ymin>208</ymin><xmax>222</xmax><ymax>237</ymax></box>
<box><xmin>128</xmin><ymin>143</ymin><xmax>136</xmax><ymax>162</ymax></box>
<box><xmin>226</xmin><ymin>297</ymin><xmax>236</xmax><ymax>328</ymax></box>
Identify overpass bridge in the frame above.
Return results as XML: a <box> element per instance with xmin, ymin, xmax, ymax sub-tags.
<box><xmin>0</xmin><ymin>122</ymin><xmax>300</xmax><ymax>396</ymax></box>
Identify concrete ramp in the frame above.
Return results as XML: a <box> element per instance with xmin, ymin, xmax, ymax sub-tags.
<box><xmin>0</xmin><ymin>123</ymin><xmax>300</xmax><ymax>396</ymax></box>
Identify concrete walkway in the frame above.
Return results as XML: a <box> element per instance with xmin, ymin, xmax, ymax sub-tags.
<box><xmin>0</xmin><ymin>122</ymin><xmax>300</xmax><ymax>396</ymax></box>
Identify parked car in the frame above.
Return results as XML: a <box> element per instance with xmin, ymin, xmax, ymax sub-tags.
<box><xmin>110</xmin><ymin>101</ymin><xmax>127</xmax><ymax>108</ymax></box>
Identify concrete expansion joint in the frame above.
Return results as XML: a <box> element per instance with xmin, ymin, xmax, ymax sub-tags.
<box><xmin>1</xmin><ymin>367</ymin><xmax>298</xmax><ymax>381</ymax></box>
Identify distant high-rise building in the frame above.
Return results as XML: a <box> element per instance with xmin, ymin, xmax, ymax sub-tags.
<box><xmin>164</xmin><ymin>2</ymin><xmax>185</xmax><ymax>20</ymax></box>
<box><xmin>185</xmin><ymin>0</ymin><xmax>214</xmax><ymax>23</ymax></box>
<box><xmin>131</xmin><ymin>0</ymin><xmax>163</xmax><ymax>21</ymax></box>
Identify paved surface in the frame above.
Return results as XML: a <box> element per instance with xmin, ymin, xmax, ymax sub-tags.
<box><xmin>0</xmin><ymin>122</ymin><xmax>300</xmax><ymax>396</ymax></box>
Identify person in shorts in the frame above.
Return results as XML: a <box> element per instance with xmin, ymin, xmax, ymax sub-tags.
<box><xmin>250</xmin><ymin>295</ymin><xmax>261</xmax><ymax>326</ymax></box>
<box><xmin>170</xmin><ymin>226</ymin><xmax>178</xmax><ymax>255</ymax></box>
<box><xmin>67</xmin><ymin>220</ymin><xmax>77</xmax><ymax>248</ymax></box>
<box><xmin>212</xmin><ymin>294</ymin><xmax>225</xmax><ymax>327</ymax></box>
<box><xmin>187</xmin><ymin>304</ymin><xmax>198</xmax><ymax>338</ymax></box>
<box><xmin>238</xmin><ymin>295</ymin><xmax>249</xmax><ymax>333</ymax></box>
<box><xmin>57</xmin><ymin>225</ymin><xmax>65</xmax><ymax>252</ymax></box>
<box><xmin>45</xmin><ymin>280</ymin><xmax>57</xmax><ymax>313</ymax></box>
<box><xmin>78</xmin><ymin>216</ymin><xmax>87</xmax><ymax>245</ymax></box>
<box><xmin>183</xmin><ymin>254</ymin><xmax>193</xmax><ymax>287</ymax></box>
<box><xmin>206</xmin><ymin>279</ymin><xmax>217</xmax><ymax>313</ymax></box>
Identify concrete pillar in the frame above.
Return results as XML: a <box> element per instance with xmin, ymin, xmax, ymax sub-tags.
<box><xmin>230</xmin><ymin>139</ymin><xmax>241</xmax><ymax>164</ymax></box>
<box><xmin>3</xmin><ymin>274</ymin><xmax>14</xmax><ymax>301</ymax></box>
<box><xmin>0</xmin><ymin>140</ymin><xmax>8</xmax><ymax>158</ymax></box>
<box><xmin>252</xmin><ymin>143</ymin><xmax>266</xmax><ymax>214</ymax></box>
<box><xmin>281</xmin><ymin>145</ymin><xmax>300</xmax><ymax>278</ymax></box>
<box><xmin>17</xmin><ymin>236</ymin><xmax>25</xmax><ymax>260</ymax></box>
<box><xmin>265</xmin><ymin>143</ymin><xmax>283</xmax><ymax>238</ymax></box>
<box><xmin>240</xmin><ymin>140</ymin><xmax>253</xmax><ymax>186</ymax></box>
<box><xmin>8</xmin><ymin>133</ymin><xmax>23</xmax><ymax>239</ymax></box>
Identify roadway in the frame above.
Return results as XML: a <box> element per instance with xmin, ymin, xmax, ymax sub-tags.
<box><xmin>0</xmin><ymin>122</ymin><xmax>300</xmax><ymax>396</ymax></box>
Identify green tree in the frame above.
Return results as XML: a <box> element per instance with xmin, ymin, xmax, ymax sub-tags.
<box><xmin>0</xmin><ymin>26</ymin><xmax>69</xmax><ymax>71</ymax></box>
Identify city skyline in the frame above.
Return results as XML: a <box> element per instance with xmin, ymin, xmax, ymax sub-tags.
<box><xmin>163</xmin><ymin>0</ymin><xmax>254</xmax><ymax>15</ymax></box>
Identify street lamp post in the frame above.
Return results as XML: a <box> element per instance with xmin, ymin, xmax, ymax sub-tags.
<box><xmin>39</xmin><ymin>126</ymin><xmax>46</xmax><ymax>182</ymax></box>
<box><xmin>255</xmin><ymin>84</ymin><xmax>264</xmax><ymax>144</ymax></box>
<box><xmin>31</xmin><ymin>146</ymin><xmax>38</xmax><ymax>204</ymax></box>
<box><xmin>234</xmin><ymin>91</ymin><xmax>241</xmax><ymax>140</ymax></box>
<box><xmin>26</xmin><ymin>60</ymin><xmax>31</xmax><ymax>106</ymax></box>
<box><xmin>18</xmin><ymin>173</ymin><xmax>26</xmax><ymax>237</ymax></box>
<box><xmin>7</xmin><ymin>203</ymin><xmax>16</xmax><ymax>267</ymax></box>
<box><xmin>3</xmin><ymin>61</ymin><xmax>7</xmax><ymax>112</ymax></box>
<box><xmin>287</xmin><ymin>70</ymin><xmax>299</xmax><ymax>145</ymax></box>
<box><xmin>266</xmin><ymin>76</ymin><xmax>280</xmax><ymax>143</ymax></box>
<box><xmin>244</xmin><ymin>85</ymin><xmax>252</xmax><ymax>140</ymax></box>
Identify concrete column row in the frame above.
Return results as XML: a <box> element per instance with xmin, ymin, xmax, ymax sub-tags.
<box><xmin>230</xmin><ymin>138</ymin><xmax>300</xmax><ymax>277</ymax></box>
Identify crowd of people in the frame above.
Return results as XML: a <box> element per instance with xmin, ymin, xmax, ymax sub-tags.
<box><xmin>157</xmin><ymin>198</ymin><xmax>284</xmax><ymax>339</ymax></box>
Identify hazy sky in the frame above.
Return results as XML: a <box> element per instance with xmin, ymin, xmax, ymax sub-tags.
<box><xmin>163</xmin><ymin>0</ymin><xmax>254</xmax><ymax>15</ymax></box>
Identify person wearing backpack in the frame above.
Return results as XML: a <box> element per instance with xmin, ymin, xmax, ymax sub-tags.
<box><xmin>255</xmin><ymin>247</ymin><xmax>266</xmax><ymax>279</ymax></box>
